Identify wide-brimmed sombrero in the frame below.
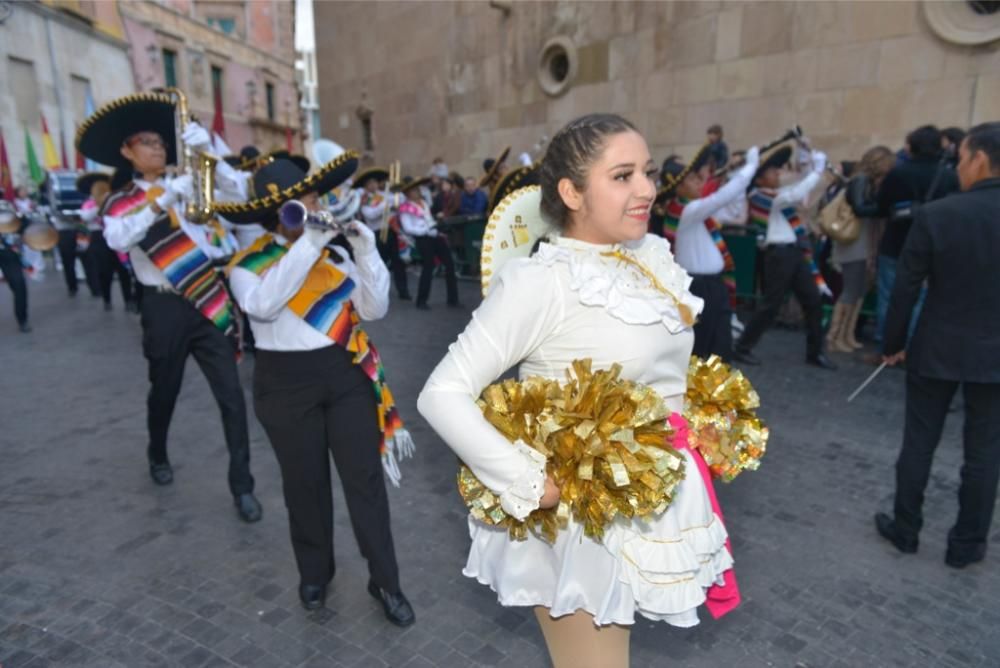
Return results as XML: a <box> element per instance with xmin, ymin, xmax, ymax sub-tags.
<box><xmin>354</xmin><ymin>166</ymin><xmax>390</xmax><ymax>187</ymax></box>
<box><xmin>753</xmin><ymin>144</ymin><xmax>794</xmax><ymax>184</ymax></box>
<box><xmin>478</xmin><ymin>146</ymin><xmax>511</xmax><ymax>188</ymax></box>
<box><xmin>213</xmin><ymin>151</ymin><xmax>359</xmax><ymax>224</ymax></box>
<box><xmin>488</xmin><ymin>163</ymin><xmax>539</xmax><ymax>214</ymax></box>
<box><xmin>76</xmin><ymin>172</ymin><xmax>111</xmax><ymax>197</ymax></box>
<box><xmin>391</xmin><ymin>175</ymin><xmax>431</xmax><ymax>194</ymax></box>
<box><xmin>223</xmin><ymin>145</ymin><xmax>261</xmax><ymax>170</ymax></box>
<box><xmin>480</xmin><ymin>184</ymin><xmax>553</xmax><ymax>297</ymax></box>
<box><xmin>656</xmin><ymin>143</ymin><xmax>711</xmax><ymax>202</ymax></box>
<box><xmin>76</xmin><ymin>92</ymin><xmax>177</xmax><ymax>170</ymax></box>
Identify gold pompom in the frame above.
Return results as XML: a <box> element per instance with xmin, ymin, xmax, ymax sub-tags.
<box><xmin>457</xmin><ymin>360</ymin><xmax>686</xmax><ymax>543</ymax></box>
<box><xmin>684</xmin><ymin>355</ymin><xmax>769</xmax><ymax>482</ymax></box>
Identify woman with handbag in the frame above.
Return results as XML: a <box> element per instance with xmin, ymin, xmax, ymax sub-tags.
<box><xmin>825</xmin><ymin>146</ymin><xmax>895</xmax><ymax>352</ymax></box>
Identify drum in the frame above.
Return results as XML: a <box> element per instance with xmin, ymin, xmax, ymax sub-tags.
<box><xmin>23</xmin><ymin>220</ymin><xmax>59</xmax><ymax>251</ymax></box>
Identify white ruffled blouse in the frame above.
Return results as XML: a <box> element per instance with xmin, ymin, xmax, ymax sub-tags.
<box><xmin>418</xmin><ymin>233</ymin><xmax>730</xmax><ymax>627</ymax></box>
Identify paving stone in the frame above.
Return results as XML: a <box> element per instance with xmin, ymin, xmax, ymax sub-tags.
<box><xmin>2</xmin><ymin>277</ymin><xmax>999</xmax><ymax>667</ymax></box>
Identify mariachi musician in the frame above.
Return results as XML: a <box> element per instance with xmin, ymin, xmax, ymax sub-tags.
<box><xmin>76</xmin><ymin>90</ymin><xmax>261</xmax><ymax>522</ymax></box>
<box><xmin>0</xmin><ymin>201</ymin><xmax>30</xmax><ymax>332</ymax></box>
<box><xmin>218</xmin><ymin>155</ymin><xmax>416</xmax><ymax>623</ymax></box>
<box><xmin>78</xmin><ymin>171</ymin><xmax>138</xmax><ymax>312</ymax></box>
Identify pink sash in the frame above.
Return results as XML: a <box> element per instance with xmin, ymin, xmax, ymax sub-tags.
<box><xmin>668</xmin><ymin>413</ymin><xmax>741</xmax><ymax>619</ymax></box>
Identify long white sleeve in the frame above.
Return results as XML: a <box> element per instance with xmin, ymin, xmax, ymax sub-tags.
<box><xmin>399</xmin><ymin>203</ymin><xmax>434</xmax><ymax>237</ymax></box>
<box><xmin>776</xmin><ymin>170</ymin><xmax>821</xmax><ymax>208</ymax></box>
<box><xmin>335</xmin><ymin>245</ymin><xmax>390</xmax><ymax>321</ymax></box>
<box><xmin>418</xmin><ymin>259</ymin><xmax>563</xmax><ymax>519</ymax></box>
<box><xmin>213</xmin><ymin>160</ymin><xmax>250</xmax><ymax>202</ymax></box>
<box><xmin>229</xmin><ymin>236</ymin><xmax>324</xmax><ymax>321</ymax></box>
<box><xmin>677</xmin><ymin>161</ymin><xmax>757</xmax><ymax>231</ymax></box>
<box><xmin>103</xmin><ymin>206</ymin><xmax>158</xmax><ymax>252</ymax></box>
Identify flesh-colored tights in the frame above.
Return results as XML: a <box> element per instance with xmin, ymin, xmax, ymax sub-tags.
<box><xmin>534</xmin><ymin>608</ymin><xmax>630</xmax><ymax>668</ymax></box>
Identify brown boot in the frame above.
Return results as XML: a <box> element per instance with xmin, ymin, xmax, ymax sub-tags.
<box><xmin>827</xmin><ymin>303</ymin><xmax>853</xmax><ymax>353</ymax></box>
<box><xmin>843</xmin><ymin>301</ymin><xmax>863</xmax><ymax>350</ymax></box>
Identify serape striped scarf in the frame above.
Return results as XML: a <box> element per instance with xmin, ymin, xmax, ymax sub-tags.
<box><xmin>106</xmin><ymin>184</ymin><xmax>237</xmax><ymax>335</ymax></box>
<box><xmin>231</xmin><ymin>234</ymin><xmax>414</xmax><ymax>485</ymax></box>
<box><xmin>748</xmin><ymin>188</ymin><xmax>829</xmax><ymax>295</ymax></box>
<box><xmin>663</xmin><ymin>197</ymin><xmax>737</xmax><ymax>304</ymax></box>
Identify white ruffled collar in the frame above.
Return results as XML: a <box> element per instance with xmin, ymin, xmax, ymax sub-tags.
<box><xmin>535</xmin><ymin>234</ymin><xmax>703</xmax><ymax>334</ymax></box>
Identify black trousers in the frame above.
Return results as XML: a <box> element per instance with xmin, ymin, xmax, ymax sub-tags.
<box><xmin>690</xmin><ymin>273</ymin><xmax>732</xmax><ymax>361</ymax></box>
<box><xmin>253</xmin><ymin>345</ymin><xmax>400</xmax><ymax>592</ymax></box>
<box><xmin>376</xmin><ymin>228</ymin><xmax>409</xmax><ymax>298</ymax></box>
<box><xmin>736</xmin><ymin>244</ymin><xmax>823</xmax><ymax>358</ymax></box>
<box><xmin>414</xmin><ymin>234</ymin><xmax>457</xmax><ymax>306</ymax></box>
<box><xmin>140</xmin><ymin>290</ymin><xmax>253</xmax><ymax>496</ymax></box>
<box><xmin>58</xmin><ymin>229</ymin><xmax>100</xmax><ymax>297</ymax></box>
<box><xmin>0</xmin><ymin>248</ymin><xmax>28</xmax><ymax>325</ymax></box>
<box><xmin>90</xmin><ymin>231</ymin><xmax>134</xmax><ymax>306</ymax></box>
<box><xmin>894</xmin><ymin>372</ymin><xmax>1000</xmax><ymax>555</ymax></box>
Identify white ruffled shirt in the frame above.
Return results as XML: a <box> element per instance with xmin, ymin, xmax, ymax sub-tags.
<box><xmin>418</xmin><ymin>233</ymin><xmax>703</xmax><ymax>519</ymax></box>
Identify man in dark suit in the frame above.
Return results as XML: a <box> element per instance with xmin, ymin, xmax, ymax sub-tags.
<box><xmin>876</xmin><ymin>122</ymin><xmax>1000</xmax><ymax>569</ymax></box>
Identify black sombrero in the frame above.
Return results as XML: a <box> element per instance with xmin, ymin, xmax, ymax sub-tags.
<box><xmin>753</xmin><ymin>144</ymin><xmax>793</xmax><ymax>184</ymax></box>
<box><xmin>488</xmin><ymin>163</ymin><xmax>539</xmax><ymax>213</ymax></box>
<box><xmin>213</xmin><ymin>152</ymin><xmax>359</xmax><ymax>224</ymax></box>
<box><xmin>478</xmin><ymin>146</ymin><xmax>511</xmax><ymax>188</ymax></box>
<box><xmin>76</xmin><ymin>92</ymin><xmax>177</xmax><ymax>170</ymax></box>
<box><xmin>223</xmin><ymin>145</ymin><xmax>262</xmax><ymax>170</ymax></box>
<box><xmin>354</xmin><ymin>166</ymin><xmax>390</xmax><ymax>187</ymax></box>
<box><xmin>656</xmin><ymin>143</ymin><xmax>711</xmax><ymax>202</ymax></box>
<box><xmin>76</xmin><ymin>171</ymin><xmax>111</xmax><ymax>196</ymax></box>
<box><xmin>258</xmin><ymin>150</ymin><xmax>310</xmax><ymax>174</ymax></box>
<box><xmin>391</xmin><ymin>175</ymin><xmax>431</xmax><ymax>194</ymax></box>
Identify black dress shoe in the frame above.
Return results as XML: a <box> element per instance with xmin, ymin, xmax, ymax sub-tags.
<box><xmin>415</xmin><ymin>303</ymin><xmax>431</xmax><ymax>311</ymax></box>
<box><xmin>18</xmin><ymin>323</ymin><xmax>32</xmax><ymax>333</ymax></box>
<box><xmin>367</xmin><ymin>580</ymin><xmax>415</xmax><ymax>627</ymax></box>
<box><xmin>806</xmin><ymin>353</ymin><xmax>837</xmax><ymax>370</ymax></box>
<box><xmin>149</xmin><ymin>460</ymin><xmax>173</xmax><ymax>486</ymax></box>
<box><xmin>874</xmin><ymin>513</ymin><xmax>918</xmax><ymax>554</ymax></box>
<box><xmin>234</xmin><ymin>493</ymin><xmax>262</xmax><ymax>523</ymax></box>
<box><xmin>731</xmin><ymin>349</ymin><xmax>760</xmax><ymax>366</ymax></box>
<box><xmin>945</xmin><ymin>543</ymin><xmax>986</xmax><ymax>569</ymax></box>
<box><xmin>299</xmin><ymin>583</ymin><xmax>326</xmax><ymax>610</ymax></box>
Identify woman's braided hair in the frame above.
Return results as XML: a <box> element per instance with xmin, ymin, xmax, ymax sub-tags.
<box><xmin>539</xmin><ymin>113</ymin><xmax>638</xmax><ymax>229</ymax></box>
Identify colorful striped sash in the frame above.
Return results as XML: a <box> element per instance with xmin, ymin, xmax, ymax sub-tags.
<box><xmin>232</xmin><ymin>234</ymin><xmax>413</xmax><ymax>484</ymax></box>
<box><xmin>107</xmin><ymin>184</ymin><xmax>237</xmax><ymax>334</ymax></box>
<box><xmin>664</xmin><ymin>197</ymin><xmax>737</xmax><ymax>304</ymax></box>
<box><xmin>748</xmin><ymin>188</ymin><xmax>829</xmax><ymax>295</ymax></box>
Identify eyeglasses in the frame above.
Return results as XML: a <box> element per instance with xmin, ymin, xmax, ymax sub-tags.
<box><xmin>126</xmin><ymin>135</ymin><xmax>166</xmax><ymax>149</ymax></box>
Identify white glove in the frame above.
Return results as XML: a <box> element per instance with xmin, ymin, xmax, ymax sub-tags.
<box><xmin>155</xmin><ymin>174</ymin><xmax>194</xmax><ymax>210</ymax></box>
<box><xmin>303</xmin><ymin>225</ymin><xmax>336</xmax><ymax>251</ymax></box>
<box><xmin>810</xmin><ymin>150</ymin><xmax>827</xmax><ymax>174</ymax></box>
<box><xmin>344</xmin><ymin>220</ymin><xmax>377</xmax><ymax>256</ymax></box>
<box><xmin>745</xmin><ymin>145</ymin><xmax>760</xmax><ymax>168</ymax></box>
<box><xmin>181</xmin><ymin>122</ymin><xmax>212</xmax><ymax>153</ymax></box>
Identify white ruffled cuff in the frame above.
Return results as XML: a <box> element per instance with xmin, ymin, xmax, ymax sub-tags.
<box><xmin>498</xmin><ymin>441</ymin><xmax>547</xmax><ymax>521</ymax></box>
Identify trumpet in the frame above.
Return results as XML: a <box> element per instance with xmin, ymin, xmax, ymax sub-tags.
<box><xmin>278</xmin><ymin>200</ymin><xmax>356</xmax><ymax>236</ymax></box>
<box><xmin>714</xmin><ymin>125</ymin><xmax>805</xmax><ymax>178</ymax></box>
<box><xmin>163</xmin><ymin>87</ymin><xmax>217</xmax><ymax>224</ymax></box>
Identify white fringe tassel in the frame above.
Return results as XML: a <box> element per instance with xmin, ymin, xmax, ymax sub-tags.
<box><xmin>381</xmin><ymin>428</ymin><xmax>416</xmax><ymax>487</ymax></box>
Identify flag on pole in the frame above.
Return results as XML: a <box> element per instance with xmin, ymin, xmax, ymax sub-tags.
<box><xmin>60</xmin><ymin>137</ymin><xmax>69</xmax><ymax>169</ymax></box>
<box><xmin>75</xmin><ymin>125</ymin><xmax>86</xmax><ymax>170</ymax></box>
<box><xmin>40</xmin><ymin>114</ymin><xmax>60</xmax><ymax>170</ymax></box>
<box><xmin>24</xmin><ymin>128</ymin><xmax>44</xmax><ymax>184</ymax></box>
<box><xmin>1</xmin><ymin>130</ymin><xmax>14</xmax><ymax>201</ymax></box>
<box><xmin>211</xmin><ymin>84</ymin><xmax>226</xmax><ymax>140</ymax></box>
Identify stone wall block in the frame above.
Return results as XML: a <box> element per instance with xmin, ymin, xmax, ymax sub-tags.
<box><xmin>673</xmin><ymin>64</ymin><xmax>719</xmax><ymax>105</ymax></box>
<box><xmin>717</xmin><ymin>57</ymin><xmax>765</xmax><ymax>100</ymax></box>
<box><xmin>740</xmin><ymin>2</ymin><xmax>795</xmax><ymax>57</ymax></box>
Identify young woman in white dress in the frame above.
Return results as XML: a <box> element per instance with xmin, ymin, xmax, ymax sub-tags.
<box><xmin>418</xmin><ymin>114</ymin><xmax>737</xmax><ymax>667</ymax></box>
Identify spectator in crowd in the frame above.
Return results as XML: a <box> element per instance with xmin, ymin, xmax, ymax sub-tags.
<box><xmin>941</xmin><ymin>127</ymin><xmax>966</xmax><ymax>168</ymax></box>
<box><xmin>876</xmin><ymin>122</ymin><xmax>1000</xmax><ymax>570</ymax></box>
<box><xmin>826</xmin><ymin>146</ymin><xmax>894</xmax><ymax>353</ymax></box>
<box><xmin>459</xmin><ymin>177</ymin><xmax>487</xmax><ymax>216</ymax></box>
<box><xmin>432</xmin><ymin>174</ymin><xmax>462</xmax><ymax>220</ymax></box>
<box><xmin>706</xmin><ymin>124</ymin><xmax>729</xmax><ymax>172</ymax></box>
<box><xmin>874</xmin><ymin>125</ymin><xmax>959</xmax><ymax>344</ymax></box>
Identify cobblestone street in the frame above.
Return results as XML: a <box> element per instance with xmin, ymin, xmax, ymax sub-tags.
<box><xmin>1</xmin><ymin>273</ymin><xmax>998</xmax><ymax>668</ymax></box>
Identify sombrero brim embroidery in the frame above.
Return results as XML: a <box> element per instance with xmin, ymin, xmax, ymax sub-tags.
<box><xmin>213</xmin><ymin>150</ymin><xmax>360</xmax><ymax>224</ymax></box>
<box><xmin>355</xmin><ymin>166</ymin><xmax>390</xmax><ymax>186</ymax></box>
<box><xmin>391</xmin><ymin>176</ymin><xmax>431</xmax><ymax>194</ymax></box>
<box><xmin>479</xmin><ymin>146</ymin><xmax>512</xmax><ymax>188</ymax></box>
<box><xmin>76</xmin><ymin>92</ymin><xmax>177</xmax><ymax>169</ymax></box>
<box><xmin>488</xmin><ymin>163</ymin><xmax>539</xmax><ymax>213</ymax></box>
<box><xmin>480</xmin><ymin>184</ymin><xmax>552</xmax><ymax>296</ymax></box>
<box><xmin>656</xmin><ymin>142</ymin><xmax>712</xmax><ymax>202</ymax></box>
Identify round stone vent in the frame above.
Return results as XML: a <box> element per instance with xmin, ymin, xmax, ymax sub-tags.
<box><xmin>537</xmin><ymin>36</ymin><xmax>577</xmax><ymax>97</ymax></box>
<box><xmin>924</xmin><ymin>1</ymin><xmax>1000</xmax><ymax>45</ymax></box>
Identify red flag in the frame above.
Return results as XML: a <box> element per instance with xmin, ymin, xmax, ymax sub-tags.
<box><xmin>211</xmin><ymin>83</ymin><xmax>226</xmax><ymax>140</ymax></box>
<box><xmin>0</xmin><ymin>130</ymin><xmax>14</xmax><ymax>201</ymax></box>
<box><xmin>75</xmin><ymin>127</ymin><xmax>86</xmax><ymax>170</ymax></box>
<box><xmin>61</xmin><ymin>136</ymin><xmax>69</xmax><ymax>169</ymax></box>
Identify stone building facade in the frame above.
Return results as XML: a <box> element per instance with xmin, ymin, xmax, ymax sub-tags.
<box><xmin>314</xmin><ymin>1</ymin><xmax>1000</xmax><ymax>177</ymax></box>
<box><xmin>0</xmin><ymin>1</ymin><xmax>134</xmax><ymax>186</ymax></box>
<box><xmin>118</xmin><ymin>0</ymin><xmax>301</xmax><ymax>155</ymax></box>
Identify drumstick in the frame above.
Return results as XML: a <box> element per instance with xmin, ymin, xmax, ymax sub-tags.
<box><xmin>847</xmin><ymin>362</ymin><xmax>887</xmax><ymax>403</ymax></box>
